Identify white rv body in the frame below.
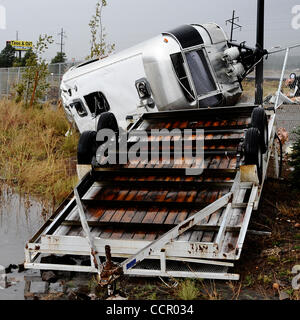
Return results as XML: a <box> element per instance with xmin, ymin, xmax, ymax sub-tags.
<box><xmin>61</xmin><ymin>23</ymin><xmax>246</xmax><ymax>133</ymax></box>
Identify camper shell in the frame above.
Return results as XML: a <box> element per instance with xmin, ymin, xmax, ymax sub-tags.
<box><xmin>61</xmin><ymin>23</ymin><xmax>257</xmax><ymax>133</ymax></box>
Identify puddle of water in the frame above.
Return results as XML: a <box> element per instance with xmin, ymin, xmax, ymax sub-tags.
<box><xmin>0</xmin><ymin>184</ymin><xmax>52</xmax><ymax>300</ymax></box>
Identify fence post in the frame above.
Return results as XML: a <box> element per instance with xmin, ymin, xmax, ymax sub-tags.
<box><xmin>17</xmin><ymin>67</ymin><xmax>21</xmax><ymax>84</ymax></box>
<box><xmin>58</xmin><ymin>63</ymin><xmax>61</xmax><ymax>81</ymax></box>
<box><xmin>7</xmin><ymin>68</ymin><xmax>9</xmax><ymax>97</ymax></box>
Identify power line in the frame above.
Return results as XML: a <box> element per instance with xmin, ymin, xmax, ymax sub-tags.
<box><xmin>57</xmin><ymin>28</ymin><xmax>67</xmax><ymax>55</ymax></box>
<box><xmin>226</xmin><ymin>10</ymin><xmax>242</xmax><ymax>42</ymax></box>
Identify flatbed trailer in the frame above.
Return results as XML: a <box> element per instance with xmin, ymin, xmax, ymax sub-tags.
<box><xmin>25</xmin><ymin>104</ymin><xmax>278</xmax><ymax>282</ymax></box>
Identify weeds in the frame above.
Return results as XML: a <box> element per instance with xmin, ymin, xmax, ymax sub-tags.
<box><xmin>0</xmin><ymin>99</ymin><xmax>79</xmax><ymax>205</ymax></box>
<box><xmin>176</xmin><ymin>279</ymin><xmax>199</xmax><ymax>300</ymax></box>
<box><xmin>198</xmin><ymin>280</ymin><xmax>221</xmax><ymax>300</ymax></box>
<box><xmin>244</xmin><ymin>274</ymin><xmax>255</xmax><ymax>287</ymax></box>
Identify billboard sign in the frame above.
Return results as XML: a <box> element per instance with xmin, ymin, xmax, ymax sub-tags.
<box><xmin>7</xmin><ymin>40</ymin><xmax>33</xmax><ymax>51</ymax></box>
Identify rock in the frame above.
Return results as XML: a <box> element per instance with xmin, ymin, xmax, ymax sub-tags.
<box><xmin>30</xmin><ymin>281</ymin><xmax>48</xmax><ymax>294</ymax></box>
<box><xmin>49</xmin><ymin>282</ymin><xmax>65</xmax><ymax>294</ymax></box>
<box><xmin>279</xmin><ymin>291</ymin><xmax>290</xmax><ymax>300</ymax></box>
<box><xmin>295</xmin><ymin>223</ymin><xmax>300</xmax><ymax>228</ymax></box>
<box><xmin>41</xmin><ymin>271</ymin><xmax>57</xmax><ymax>283</ymax></box>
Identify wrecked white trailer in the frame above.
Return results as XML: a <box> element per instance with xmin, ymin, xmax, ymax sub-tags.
<box><xmin>24</xmin><ymin>21</ymin><xmax>281</xmax><ymax>283</ymax></box>
<box><xmin>60</xmin><ymin>23</ymin><xmax>265</xmax><ymax>133</ymax></box>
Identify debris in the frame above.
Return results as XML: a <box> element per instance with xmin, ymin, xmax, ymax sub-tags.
<box><xmin>260</xmin><ymin>247</ymin><xmax>281</xmax><ymax>258</ymax></box>
<box><xmin>5</xmin><ymin>264</ymin><xmax>18</xmax><ymax>274</ymax></box>
<box><xmin>106</xmin><ymin>294</ymin><xmax>128</xmax><ymax>301</ymax></box>
<box><xmin>279</xmin><ymin>291</ymin><xmax>290</xmax><ymax>300</ymax></box>
<box><xmin>41</xmin><ymin>271</ymin><xmax>57</xmax><ymax>283</ymax></box>
<box><xmin>40</xmin><ymin>293</ymin><xmax>65</xmax><ymax>300</ymax></box>
<box><xmin>272</xmin><ymin>283</ymin><xmax>279</xmax><ymax>291</ymax></box>
<box><xmin>49</xmin><ymin>282</ymin><xmax>65</xmax><ymax>293</ymax></box>
<box><xmin>18</xmin><ymin>263</ymin><xmax>25</xmax><ymax>273</ymax></box>
<box><xmin>67</xmin><ymin>291</ymin><xmax>77</xmax><ymax>300</ymax></box>
<box><xmin>277</xmin><ymin>128</ymin><xmax>289</xmax><ymax>145</ymax></box>
<box><xmin>30</xmin><ymin>281</ymin><xmax>49</xmax><ymax>294</ymax></box>
<box><xmin>88</xmin><ymin>294</ymin><xmax>98</xmax><ymax>300</ymax></box>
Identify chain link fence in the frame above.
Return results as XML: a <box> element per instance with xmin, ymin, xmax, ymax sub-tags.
<box><xmin>0</xmin><ymin>61</ymin><xmax>82</xmax><ymax>102</ymax></box>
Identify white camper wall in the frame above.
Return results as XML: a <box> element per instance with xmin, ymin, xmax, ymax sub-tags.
<box><xmin>70</xmin><ymin>53</ymin><xmax>157</xmax><ymax>131</ymax></box>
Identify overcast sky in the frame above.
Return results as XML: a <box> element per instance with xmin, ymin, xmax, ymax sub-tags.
<box><xmin>0</xmin><ymin>0</ymin><xmax>300</xmax><ymax>62</ymax></box>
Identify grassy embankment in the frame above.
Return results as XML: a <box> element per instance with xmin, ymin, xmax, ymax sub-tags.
<box><xmin>241</xmin><ymin>79</ymin><xmax>285</xmax><ymax>100</ymax></box>
<box><xmin>0</xmin><ymin>99</ymin><xmax>79</xmax><ymax>205</ymax></box>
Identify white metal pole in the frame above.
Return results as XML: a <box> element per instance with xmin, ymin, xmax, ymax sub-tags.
<box><xmin>274</xmin><ymin>48</ymin><xmax>289</xmax><ymax>110</ymax></box>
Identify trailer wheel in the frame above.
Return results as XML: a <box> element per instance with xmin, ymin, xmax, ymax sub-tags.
<box><xmin>251</xmin><ymin>107</ymin><xmax>268</xmax><ymax>154</ymax></box>
<box><xmin>97</xmin><ymin>112</ymin><xmax>119</xmax><ymax>133</ymax></box>
<box><xmin>77</xmin><ymin>130</ymin><xmax>97</xmax><ymax>164</ymax></box>
<box><xmin>244</xmin><ymin>127</ymin><xmax>263</xmax><ymax>183</ymax></box>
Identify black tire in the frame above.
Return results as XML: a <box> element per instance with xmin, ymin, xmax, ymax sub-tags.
<box><xmin>251</xmin><ymin>107</ymin><xmax>268</xmax><ymax>154</ymax></box>
<box><xmin>244</xmin><ymin>127</ymin><xmax>263</xmax><ymax>183</ymax></box>
<box><xmin>97</xmin><ymin>112</ymin><xmax>119</xmax><ymax>133</ymax></box>
<box><xmin>77</xmin><ymin>131</ymin><xmax>97</xmax><ymax>165</ymax></box>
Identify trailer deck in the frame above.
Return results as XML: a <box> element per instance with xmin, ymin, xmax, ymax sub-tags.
<box><xmin>25</xmin><ymin>105</ymin><xmax>277</xmax><ymax>281</ymax></box>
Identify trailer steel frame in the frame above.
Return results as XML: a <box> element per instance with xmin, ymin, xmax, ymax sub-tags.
<box><xmin>25</xmin><ymin>105</ymin><xmax>277</xmax><ymax>281</ymax></box>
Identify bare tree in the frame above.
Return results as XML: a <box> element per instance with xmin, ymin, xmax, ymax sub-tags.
<box><xmin>87</xmin><ymin>0</ymin><xmax>115</xmax><ymax>60</ymax></box>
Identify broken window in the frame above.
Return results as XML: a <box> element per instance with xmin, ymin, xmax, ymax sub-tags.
<box><xmin>171</xmin><ymin>53</ymin><xmax>194</xmax><ymax>102</ymax></box>
<box><xmin>84</xmin><ymin>92</ymin><xmax>110</xmax><ymax>116</ymax></box>
<box><xmin>70</xmin><ymin>100</ymin><xmax>88</xmax><ymax>117</ymax></box>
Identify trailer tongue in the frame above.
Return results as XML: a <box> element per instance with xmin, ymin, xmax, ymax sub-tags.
<box><xmin>25</xmin><ymin>104</ymin><xmax>278</xmax><ymax>282</ymax></box>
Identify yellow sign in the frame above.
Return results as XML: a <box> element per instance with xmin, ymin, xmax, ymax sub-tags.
<box><xmin>9</xmin><ymin>40</ymin><xmax>33</xmax><ymax>51</ymax></box>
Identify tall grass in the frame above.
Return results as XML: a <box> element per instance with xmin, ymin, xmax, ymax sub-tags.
<box><xmin>0</xmin><ymin>99</ymin><xmax>79</xmax><ymax>205</ymax></box>
<box><xmin>176</xmin><ymin>279</ymin><xmax>199</xmax><ymax>300</ymax></box>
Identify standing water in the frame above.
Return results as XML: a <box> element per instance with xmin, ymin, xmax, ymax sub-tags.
<box><xmin>0</xmin><ymin>184</ymin><xmax>52</xmax><ymax>300</ymax></box>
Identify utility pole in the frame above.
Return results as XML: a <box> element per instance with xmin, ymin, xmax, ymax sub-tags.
<box><xmin>226</xmin><ymin>10</ymin><xmax>242</xmax><ymax>42</ymax></box>
<box><xmin>255</xmin><ymin>0</ymin><xmax>265</xmax><ymax>105</ymax></box>
<box><xmin>57</xmin><ymin>28</ymin><xmax>66</xmax><ymax>55</ymax></box>
<box><xmin>16</xmin><ymin>30</ymin><xmax>21</xmax><ymax>60</ymax></box>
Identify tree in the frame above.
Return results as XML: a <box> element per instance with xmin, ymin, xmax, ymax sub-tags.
<box><xmin>0</xmin><ymin>44</ymin><xmax>16</xmax><ymax>67</ymax></box>
<box><xmin>13</xmin><ymin>49</ymin><xmax>37</xmax><ymax>67</ymax></box>
<box><xmin>289</xmin><ymin>127</ymin><xmax>300</xmax><ymax>189</ymax></box>
<box><xmin>87</xmin><ymin>0</ymin><xmax>115</xmax><ymax>60</ymax></box>
<box><xmin>15</xmin><ymin>34</ymin><xmax>54</xmax><ymax>106</ymax></box>
<box><xmin>51</xmin><ymin>52</ymin><xmax>67</xmax><ymax>64</ymax></box>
